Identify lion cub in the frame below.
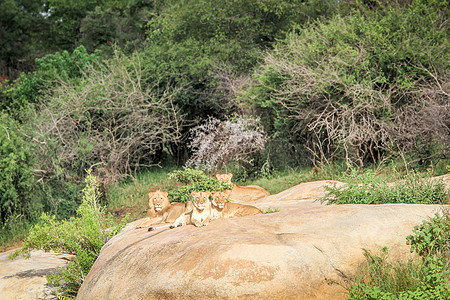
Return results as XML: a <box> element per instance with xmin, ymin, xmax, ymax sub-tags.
<box><xmin>211</xmin><ymin>190</ymin><xmax>263</xmax><ymax>219</ymax></box>
<box><xmin>136</xmin><ymin>190</ymin><xmax>186</xmax><ymax>228</ymax></box>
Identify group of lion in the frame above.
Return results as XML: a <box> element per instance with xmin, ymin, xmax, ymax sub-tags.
<box><xmin>136</xmin><ymin>174</ymin><xmax>263</xmax><ymax>230</ymax></box>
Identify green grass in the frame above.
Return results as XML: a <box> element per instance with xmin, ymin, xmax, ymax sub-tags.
<box><xmin>0</xmin><ymin>220</ymin><xmax>31</xmax><ymax>251</ymax></box>
<box><xmin>240</xmin><ymin>163</ymin><xmax>345</xmax><ymax>194</ymax></box>
<box><xmin>346</xmin><ymin>209</ymin><xmax>450</xmax><ymax>299</ymax></box>
<box><xmin>105</xmin><ymin>167</ymin><xmax>178</xmax><ymax>221</ymax></box>
<box><xmin>324</xmin><ymin>168</ymin><xmax>449</xmax><ymax>205</ymax></box>
<box><xmin>103</xmin><ymin>161</ymin><xmax>448</xmax><ymax>222</ymax></box>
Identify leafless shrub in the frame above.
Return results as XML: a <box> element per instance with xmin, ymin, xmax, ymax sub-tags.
<box><xmin>258</xmin><ymin>28</ymin><xmax>449</xmax><ymax>168</ymax></box>
<box><xmin>34</xmin><ymin>51</ymin><xmax>183</xmax><ymax>184</ymax></box>
<box><xmin>185</xmin><ymin>116</ymin><xmax>266</xmax><ymax>174</ymax></box>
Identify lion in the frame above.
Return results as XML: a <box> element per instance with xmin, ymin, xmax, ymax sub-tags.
<box><xmin>215</xmin><ymin>173</ymin><xmax>270</xmax><ymax>203</ymax></box>
<box><xmin>163</xmin><ymin>191</ymin><xmax>213</xmax><ymax>229</ymax></box>
<box><xmin>211</xmin><ymin>190</ymin><xmax>263</xmax><ymax>219</ymax></box>
<box><xmin>136</xmin><ymin>190</ymin><xmax>187</xmax><ymax>228</ymax></box>
<box><xmin>215</xmin><ymin>173</ymin><xmax>233</xmax><ymax>184</ymax></box>
<box><xmin>190</xmin><ymin>191</ymin><xmax>212</xmax><ymax>227</ymax></box>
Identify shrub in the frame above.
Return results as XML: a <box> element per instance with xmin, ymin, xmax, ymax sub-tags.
<box><xmin>11</xmin><ymin>170</ymin><xmax>128</xmax><ymax>296</ymax></box>
<box><xmin>347</xmin><ymin>209</ymin><xmax>450</xmax><ymax>299</ymax></box>
<box><xmin>406</xmin><ymin>209</ymin><xmax>450</xmax><ymax>257</ymax></box>
<box><xmin>347</xmin><ymin>248</ymin><xmax>450</xmax><ymax>299</ymax></box>
<box><xmin>323</xmin><ymin>168</ymin><xmax>449</xmax><ymax>205</ymax></box>
<box><xmin>34</xmin><ymin>50</ymin><xmax>182</xmax><ymax>185</ymax></box>
<box><xmin>185</xmin><ymin>116</ymin><xmax>266</xmax><ymax>174</ymax></box>
<box><xmin>247</xmin><ymin>1</ymin><xmax>449</xmax><ymax>166</ymax></box>
<box><xmin>0</xmin><ymin>113</ymin><xmax>40</xmax><ymax>230</ymax></box>
<box><xmin>168</xmin><ymin>169</ymin><xmax>232</xmax><ymax>202</ymax></box>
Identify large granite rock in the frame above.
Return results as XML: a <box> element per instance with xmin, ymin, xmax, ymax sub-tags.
<box><xmin>77</xmin><ymin>179</ymin><xmax>444</xmax><ymax>299</ymax></box>
<box><xmin>0</xmin><ymin>250</ymin><xmax>74</xmax><ymax>300</ymax></box>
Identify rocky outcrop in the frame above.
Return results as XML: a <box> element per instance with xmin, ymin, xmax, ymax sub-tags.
<box><xmin>0</xmin><ymin>250</ymin><xmax>74</xmax><ymax>300</ymax></box>
<box><xmin>77</xmin><ymin>180</ymin><xmax>444</xmax><ymax>300</ymax></box>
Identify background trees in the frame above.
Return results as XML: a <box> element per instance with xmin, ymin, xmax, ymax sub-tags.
<box><xmin>0</xmin><ymin>0</ymin><xmax>448</xmax><ymax>244</ymax></box>
<box><xmin>247</xmin><ymin>1</ymin><xmax>449</xmax><ymax>167</ymax></box>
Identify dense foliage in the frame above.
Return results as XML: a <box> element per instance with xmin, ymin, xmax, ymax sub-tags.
<box><xmin>168</xmin><ymin>169</ymin><xmax>232</xmax><ymax>202</ymax></box>
<box><xmin>0</xmin><ymin>113</ymin><xmax>39</xmax><ymax>229</ymax></box>
<box><xmin>11</xmin><ymin>170</ymin><xmax>128</xmax><ymax>296</ymax></box>
<box><xmin>247</xmin><ymin>0</ymin><xmax>449</xmax><ymax>166</ymax></box>
<box><xmin>33</xmin><ymin>50</ymin><xmax>182</xmax><ymax>185</ymax></box>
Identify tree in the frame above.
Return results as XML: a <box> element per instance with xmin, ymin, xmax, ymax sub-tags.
<box><xmin>247</xmin><ymin>1</ymin><xmax>449</xmax><ymax>167</ymax></box>
<box><xmin>0</xmin><ymin>0</ymin><xmax>51</xmax><ymax>78</ymax></box>
<box><xmin>186</xmin><ymin>116</ymin><xmax>266</xmax><ymax>174</ymax></box>
<box><xmin>34</xmin><ymin>50</ymin><xmax>183</xmax><ymax>184</ymax></box>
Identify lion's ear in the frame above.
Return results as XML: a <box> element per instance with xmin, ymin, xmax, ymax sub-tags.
<box><xmin>228</xmin><ymin>173</ymin><xmax>233</xmax><ymax>178</ymax></box>
<box><xmin>163</xmin><ymin>192</ymin><xmax>168</xmax><ymax>197</ymax></box>
<box><xmin>224</xmin><ymin>190</ymin><xmax>231</xmax><ymax>196</ymax></box>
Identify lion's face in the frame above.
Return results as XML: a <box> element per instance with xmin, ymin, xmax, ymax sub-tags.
<box><xmin>149</xmin><ymin>190</ymin><xmax>169</xmax><ymax>212</ymax></box>
<box><xmin>211</xmin><ymin>190</ymin><xmax>231</xmax><ymax>209</ymax></box>
<box><xmin>191</xmin><ymin>191</ymin><xmax>210</xmax><ymax>211</ymax></box>
<box><xmin>215</xmin><ymin>173</ymin><xmax>233</xmax><ymax>184</ymax></box>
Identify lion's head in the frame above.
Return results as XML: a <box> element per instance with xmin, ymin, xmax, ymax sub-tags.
<box><xmin>149</xmin><ymin>190</ymin><xmax>170</xmax><ymax>212</ymax></box>
<box><xmin>211</xmin><ymin>190</ymin><xmax>231</xmax><ymax>209</ymax></box>
<box><xmin>191</xmin><ymin>191</ymin><xmax>211</xmax><ymax>211</ymax></box>
<box><xmin>215</xmin><ymin>173</ymin><xmax>233</xmax><ymax>184</ymax></box>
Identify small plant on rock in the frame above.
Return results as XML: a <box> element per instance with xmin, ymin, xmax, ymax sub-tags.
<box><xmin>168</xmin><ymin>169</ymin><xmax>232</xmax><ymax>203</ymax></box>
<box><xmin>323</xmin><ymin>167</ymin><xmax>449</xmax><ymax>205</ymax></box>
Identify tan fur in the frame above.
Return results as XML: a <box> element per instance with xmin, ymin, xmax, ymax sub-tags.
<box><xmin>190</xmin><ymin>191</ymin><xmax>212</xmax><ymax>227</ymax></box>
<box><xmin>210</xmin><ymin>190</ymin><xmax>231</xmax><ymax>219</ymax></box>
<box><xmin>147</xmin><ymin>190</ymin><xmax>170</xmax><ymax>218</ymax></box>
<box><xmin>229</xmin><ymin>184</ymin><xmax>270</xmax><ymax>203</ymax></box>
<box><xmin>216</xmin><ymin>173</ymin><xmax>233</xmax><ymax>184</ymax></box>
<box><xmin>136</xmin><ymin>190</ymin><xmax>186</xmax><ymax>228</ymax></box>
<box><xmin>211</xmin><ymin>190</ymin><xmax>262</xmax><ymax>219</ymax></box>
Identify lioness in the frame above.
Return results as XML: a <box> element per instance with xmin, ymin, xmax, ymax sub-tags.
<box><xmin>190</xmin><ymin>191</ymin><xmax>212</xmax><ymax>227</ymax></box>
<box><xmin>216</xmin><ymin>173</ymin><xmax>270</xmax><ymax>202</ymax></box>
<box><xmin>136</xmin><ymin>190</ymin><xmax>186</xmax><ymax>228</ymax></box>
<box><xmin>215</xmin><ymin>173</ymin><xmax>233</xmax><ymax>184</ymax></box>
<box><xmin>211</xmin><ymin>190</ymin><xmax>263</xmax><ymax>219</ymax></box>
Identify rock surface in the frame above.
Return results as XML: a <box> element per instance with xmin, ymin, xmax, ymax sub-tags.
<box><xmin>77</xmin><ymin>179</ymin><xmax>445</xmax><ymax>300</ymax></box>
<box><xmin>0</xmin><ymin>250</ymin><xmax>74</xmax><ymax>300</ymax></box>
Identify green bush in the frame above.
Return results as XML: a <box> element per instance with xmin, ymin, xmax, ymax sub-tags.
<box><xmin>323</xmin><ymin>168</ymin><xmax>449</xmax><ymax>205</ymax></box>
<box><xmin>406</xmin><ymin>210</ymin><xmax>450</xmax><ymax>257</ymax></box>
<box><xmin>347</xmin><ymin>208</ymin><xmax>450</xmax><ymax>299</ymax></box>
<box><xmin>11</xmin><ymin>170</ymin><xmax>128</xmax><ymax>296</ymax></box>
<box><xmin>168</xmin><ymin>169</ymin><xmax>232</xmax><ymax>202</ymax></box>
<box><xmin>1</xmin><ymin>46</ymin><xmax>101</xmax><ymax>116</ymax></box>
<box><xmin>347</xmin><ymin>248</ymin><xmax>450</xmax><ymax>300</ymax></box>
<box><xmin>0</xmin><ymin>113</ymin><xmax>40</xmax><ymax>230</ymax></box>
<box><xmin>247</xmin><ymin>0</ymin><xmax>449</xmax><ymax>166</ymax></box>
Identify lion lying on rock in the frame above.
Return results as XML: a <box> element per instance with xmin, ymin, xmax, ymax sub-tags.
<box><xmin>136</xmin><ymin>191</ymin><xmax>188</xmax><ymax>228</ymax></box>
<box><xmin>210</xmin><ymin>190</ymin><xmax>262</xmax><ymax>219</ymax></box>
<box><xmin>137</xmin><ymin>188</ymin><xmax>263</xmax><ymax>230</ymax></box>
<box><xmin>216</xmin><ymin>173</ymin><xmax>270</xmax><ymax>203</ymax></box>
